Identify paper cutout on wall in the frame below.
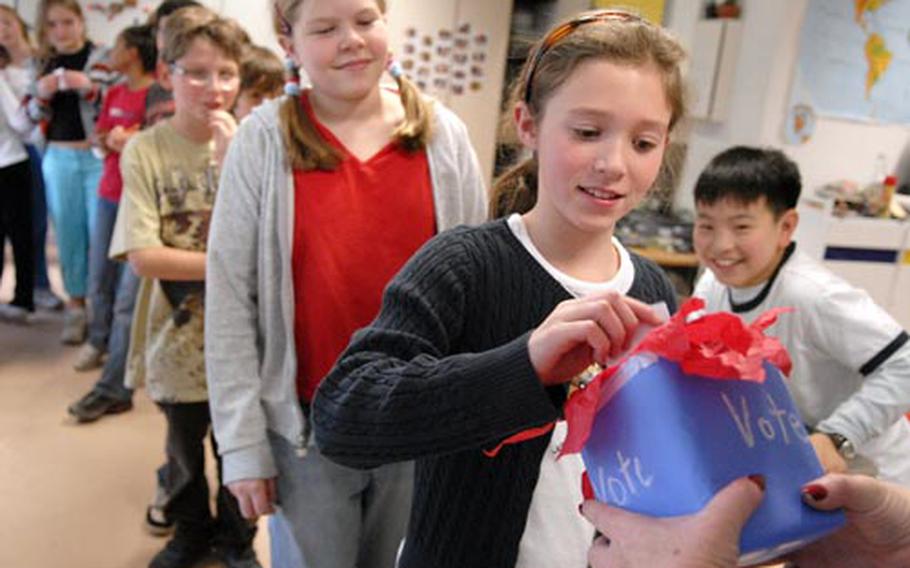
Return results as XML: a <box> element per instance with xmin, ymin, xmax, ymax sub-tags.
<box><xmin>399</xmin><ymin>23</ymin><xmax>491</xmax><ymax>97</ymax></box>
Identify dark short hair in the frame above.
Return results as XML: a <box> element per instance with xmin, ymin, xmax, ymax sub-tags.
<box><xmin>694</xmin><ymin>146</ymin><xmax>801</xmax><ymax>217</ymax></box>
<box><xmin>149</xmin><ymin>0</ymin><xmax>201</xmax><ymax>29</ymax></box>
<box><xmin>118</xmin><ymin>24</ymin><xmax>157</xmax><ymax>73</ymax></box>
<box><xmin>240</xmin><ymin>45</ymin><xmax>284</xmax><ymax>95</ymax></box>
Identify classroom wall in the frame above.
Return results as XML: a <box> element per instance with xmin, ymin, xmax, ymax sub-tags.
<box><xmin>9</xmin><ymin>0</ymin><xmax>281</xmax><ymax>51</ymax></box>
<box><xmin>670</xmin><ymin>0</ymin><xmax>910</xmax><ymax>213</ymax></box>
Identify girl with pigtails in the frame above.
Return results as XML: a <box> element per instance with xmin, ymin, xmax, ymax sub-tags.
<box><xmin>204</xmin><ymin>0</ymin><xmax>487</xmax><ymax>565</ymax></box>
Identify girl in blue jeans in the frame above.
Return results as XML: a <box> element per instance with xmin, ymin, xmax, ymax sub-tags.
<box><xmin>29</xmin><ymin>0</ymin><xmax>113</xmax><ymax>343</ymax></box>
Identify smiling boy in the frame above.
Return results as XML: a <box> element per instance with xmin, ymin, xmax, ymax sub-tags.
<box><xmin>693</xmin><ymin>146</ymin><xmax>910</xmax><ymax>486</ymax></box>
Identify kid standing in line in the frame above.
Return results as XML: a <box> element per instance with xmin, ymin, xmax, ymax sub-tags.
<box><xmin>0</xmin><ymin>5</ymin><xmax>63</xmax><ymax>312</ymax></box>
<box><xmin>205</xmin><ymin>0</ymin><xmax>487</xmax><ymax>565</ymax></box>
<box><xmin>311</xmin><ymin>10</ymin><xmax>685</xmax><ymax>568</ymax></box>
<box><xmin>29</xmin><ymin>0</ymin><xmax>115</xmax><ymax>344</ymax></box>
<box><xmin>692</xmin><ymin>146</ymin><xmax>910</xmax><ymax>485</ymax></box>
<box><xmin>0</xmin><ymin>15</ymin><xmax>35</xmax><ymax>322</ymax></box>
<box><xmin>232</xmin><ymin>44</ymin><xmax>284</xmax><ymax>121</ymax></box>
<box><xmin>66</xmin><ymin>24</ymin><xmax>157</xmax><ymax>422</ymax></box>
<box><xmin>139</xmin><ymin>0</ymin><xmax>205</xmax><ymax>540</ymax></box>
<box><xmin>108</xmin><ymin>7</ymin><xmax>257</xmax><ymax>568</ymax></box>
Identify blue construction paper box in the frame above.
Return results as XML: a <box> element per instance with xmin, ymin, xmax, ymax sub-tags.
<box><xmin>580</xmin><ymin>354</ymin><xmax>846</xmax><ymax>565</ymax></box>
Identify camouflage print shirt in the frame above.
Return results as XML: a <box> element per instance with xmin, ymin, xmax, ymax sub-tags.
<box><xmin>109</xmin><ymin>120</ymin><xmax>217</xmax><ymax>403</ymax></box>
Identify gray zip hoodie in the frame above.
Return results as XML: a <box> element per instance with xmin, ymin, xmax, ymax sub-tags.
<box><xmin>206</xmin><ymin>96</ymin><xmax>488</xmax><ymax>484</ymax></box>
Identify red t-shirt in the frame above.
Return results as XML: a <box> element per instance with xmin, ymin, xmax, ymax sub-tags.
<box><xmin>95</xmin><ymin>82</ymin><xmax>149</xmax><ymax>202</ymax></box>
<box><xmin>292</xmin><ymin>94</ymin><xmax>436</xmax><ymax>402</ymax></box>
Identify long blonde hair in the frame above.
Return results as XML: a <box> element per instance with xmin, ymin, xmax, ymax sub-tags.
<box><xmin>0</xmin><ymin>6</ymin><xmax>31</xmax><ymax>48</ymax></box>
<box><xmin>272</xmin><ymin>0</ymin><xmax>433</xmax><ymax>171</ymax></box>
<box><xmin>35</xmin><ymin>0</ymin><xmax>87</xmax><ymax>61</ymax></box>
<box><xmin>490</xmin><ymin>13</ymin><xmax>687</xmax><ymax>218</ymax></box>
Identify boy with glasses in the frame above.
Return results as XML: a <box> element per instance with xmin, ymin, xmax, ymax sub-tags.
<box><xmin>108</xmin><ymin>6</ymin><xmax>257</xmax><ymax>568</ymax></box>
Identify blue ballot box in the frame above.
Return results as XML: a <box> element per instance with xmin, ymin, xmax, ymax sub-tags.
<box><xmin>580</xmin><ymin>355</ymin><xmax>846</xmax><ymax>565</ymax></box>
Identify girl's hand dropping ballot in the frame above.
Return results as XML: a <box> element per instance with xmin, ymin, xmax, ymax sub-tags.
<box><xmin>528</xmin><ymin>292</ymin><xmax>662</xmax><ymax>386</ymax></box>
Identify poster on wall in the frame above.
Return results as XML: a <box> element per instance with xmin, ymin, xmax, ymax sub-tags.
<box><xmin>592</xmin><ymin>0</ymin><xmax>665</xmax><ymax>24</ymax></box>
<box><xmin>788</xmin><ymin>0</ymin><xmax>910</xmax><ymax>127</ymax></box>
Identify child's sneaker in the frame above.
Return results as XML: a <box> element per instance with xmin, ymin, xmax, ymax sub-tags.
<box><xmin>61</xmin><ymin>307</ymin><xmax>87</xmax><ymax>345</ymax></box>
<box><xmin>148</xmin><ymin>531</ymin><xmax>211</xmax><ymax>568</ymax></box>
<box><xmin>73</xmin><ymin>343</ymin><xmax>106</xmax><ymax>372</ymax></box>
<box><xmin>67</xmin><ymin>390</ymin><xmax>133</xmax><ymax>422</ymax></box>
<box><xmin>144</xmin><ymin>505</ymin><xmax>175</xmax><ymax>537</ymax></box>
<box><xmin>0</xmin><ymin>303</ymin><xmax>31</xmax><ymax>324</ymax></box>
<box><xmin>33</xmin><ymin>288</ymin><xmax>64</xmax><ymax>311</ymax></box>
<box><xmin>216</xmin><ymin>545</ymin><xmax>262</xmax><ymax>568</ymax></box>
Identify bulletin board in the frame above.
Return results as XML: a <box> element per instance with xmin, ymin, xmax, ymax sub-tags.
<box><xmin>592</xmin><ymin>0</ymin><xmax>666</xmax><ymax>24</ymax></box>
<box><xmin>398</xmin><ymin>22</ymin><xmax>492</xmax><ymax>97</ymax></box>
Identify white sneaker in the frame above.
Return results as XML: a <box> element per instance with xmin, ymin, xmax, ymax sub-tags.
<box><xmin>73</xmin><ymin>343</ymin><xmax>106</xmax><ymax>372</ymax></box>
<box><xmin>34</xmin><ymin>288</ymin><xmax>64</xmax><ymax>311</ymax></box>
<box><xmin>61</xmin><ymin>307</ymin><xmax>87</xmax><ymax>345</ymax></box>
<box><xmin>0</xmin><ymin>304</ymin><xmax>31</xmax><ymax>324</ymax></box>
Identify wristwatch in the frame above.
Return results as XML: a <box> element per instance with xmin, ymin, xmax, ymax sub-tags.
<box><xmin>824</xmin><ymin>432</ymin><xmax>857</xmax><ymax>460</ymax></box>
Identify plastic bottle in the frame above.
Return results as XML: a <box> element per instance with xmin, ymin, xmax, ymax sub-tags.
<box><xmin>881</xmin><ymin>175</ymin><xmax>897</xmax><ymax>218</ymax></box>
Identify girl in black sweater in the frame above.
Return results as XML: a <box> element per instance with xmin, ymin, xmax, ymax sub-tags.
<box><xmin>314</xmin><ymin>10</ymin><xmax>689</xmax><ymax>568</ymax></box>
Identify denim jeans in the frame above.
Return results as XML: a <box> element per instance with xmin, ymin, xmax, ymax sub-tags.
<box><xmin>268</xmin><ymin>512</ymin><xmax>304</xmax><ymax>568</ymax></box>
<box><xmin>42</xmin><ymin>145</ymin><xmax>101</xmax><ymax>298</ymax></box>
<box><xmin>87</xmin><ymin>197</ymin><xmax>122</xmax><ymax>350</ymax></box>
<box><xmin>159</xmin><ymin>401</ymin><xmax>257</xmax><ymax>548</ymax></box>
<box><xmin>268</xmin><ymin>427</ymin><xmax>413</xmax><ymax>568</ymax></box>
<box><xmin>89</xmin><ymin>262</ymin><xmax>138</xmax><ymax>402</ymax></box>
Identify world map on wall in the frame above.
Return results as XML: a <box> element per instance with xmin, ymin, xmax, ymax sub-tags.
<box><xmin>789</xmin><ymin>0</ymin><xmax>910</xmax><ymax>125</ymax></box>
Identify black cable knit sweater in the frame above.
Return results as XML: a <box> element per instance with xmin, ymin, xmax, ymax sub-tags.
<box><xmin>313</xmin><ymin>219</ymin><xmax>677</xmax><ymax>568</ymax></box>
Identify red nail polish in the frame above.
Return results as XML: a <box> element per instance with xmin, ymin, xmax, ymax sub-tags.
<box><xmin>747</xmin><ymin>474</ymin><xmax>766</xmax><ymax>491</ymax></box>
<box><xmin>802</xmin><ymin>484</ymin><xmax>828</xmax><ymax>502</ymax></box>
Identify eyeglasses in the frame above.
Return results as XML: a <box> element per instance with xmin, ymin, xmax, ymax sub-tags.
<box><xmin>170</xmin><ymin>64</ymin><xmax>240</xmax><ymax>91</ymax></box>
<box><xmin>522</xmin><ymin>9</ymin><xmax>644</xmax><ymax>104</ymax></box>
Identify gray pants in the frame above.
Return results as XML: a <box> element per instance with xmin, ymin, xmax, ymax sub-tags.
<box><xmin>269</xmin><ymin>430</ymin><xmax>413</xmax><ymax>568</ymax></box>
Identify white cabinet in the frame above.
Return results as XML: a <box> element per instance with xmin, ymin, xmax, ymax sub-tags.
<box><xmin>796</xmin><ymin>204</ymin><xmax>910</xmax><ymax>329</ymax></box>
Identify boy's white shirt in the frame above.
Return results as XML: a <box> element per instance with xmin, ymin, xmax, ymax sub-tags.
<box><xmin>694</xmin><ymin>247</ymin><xmax>910</xmax><ymax>485</ymax></box>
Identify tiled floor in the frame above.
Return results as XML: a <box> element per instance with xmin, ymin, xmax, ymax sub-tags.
<box><xmin>0</xmin><ymin>250</ymin><xmax>270</xmax><ymax>567</ymax></box>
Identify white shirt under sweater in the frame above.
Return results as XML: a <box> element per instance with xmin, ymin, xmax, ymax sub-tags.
<box><xmin>0</xmin><ymin>68</ymin><xmax>29</xmax><ymax>168</ymax></box>
<box><xmin>695</xmin><ymin>246</ymin><xmax>910</xmax><ymax>485</ymax></box>
<box><xmin>508</xmin><ymin>213</ymin><xmax>635</xmax><ymax>568</ymax></box>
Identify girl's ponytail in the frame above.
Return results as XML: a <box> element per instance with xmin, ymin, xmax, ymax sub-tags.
<box><xmin>389</xmin><ymin>64</ymin><xmax>432</xmax><ymax>152</ymax></box>
<box><xmin>489</xmin><ymin>157</ymin><xmax>537</xmax><ymax>219</ymax></box>
<box><xmin>279</xmin><ymin>95</ymin><xmax>343</xmax><ymax>171</ymax></box>
<box><xmin>279</xmin><ymin>67</ymin><xmax>434</xmax><ymax>171</ymax></box>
